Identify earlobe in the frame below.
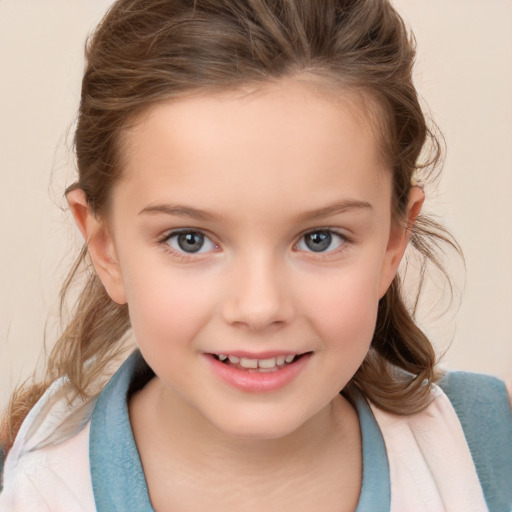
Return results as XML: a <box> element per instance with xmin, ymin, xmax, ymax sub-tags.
<box><xmin>378</xmin><ymin>186</ymin><xmax>425</xmax><ymax>298</ymax></box>
<box><xmin>66</xmin><ymin>188</ymin><xmax>127</xmax><ymax>305</ymax></box>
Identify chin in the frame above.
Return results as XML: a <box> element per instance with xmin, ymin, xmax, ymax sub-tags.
<box><xmin>209</xmin><ymin>409</ymin><xmax>311</xmax><ymax>442</ymax></box>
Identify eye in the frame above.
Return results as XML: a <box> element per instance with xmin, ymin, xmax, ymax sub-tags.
<box><xmin>296</xmin><ymin>230</ymin><xmax>346</xmax><ymax>253</ymax></box>
<box><xmin>164</xmin><ymin>230</ymin><xmax>217</xmax><ymax>254</ymax></box>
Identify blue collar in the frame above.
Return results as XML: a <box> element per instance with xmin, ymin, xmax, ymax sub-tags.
<box><xmin>90</xmin><ymin>351</ymin><xmax>390</xmax><ymax>511</ymax></box>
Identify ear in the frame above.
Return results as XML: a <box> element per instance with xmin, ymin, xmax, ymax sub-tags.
<box><xmin>67</xmin><ymin>188</ymin><xmax>127</xmax><ymax>305</ymax></box>
<box><xmin>378</xmin><ymin>186</ymin><xmax>425</xmax><ymax>298</ymax></box>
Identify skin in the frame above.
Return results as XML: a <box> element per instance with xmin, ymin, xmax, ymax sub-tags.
<box><xmin>68</xmin><ymin>79</ymin><xmax>423</xmax><ymax>511</ymax></box>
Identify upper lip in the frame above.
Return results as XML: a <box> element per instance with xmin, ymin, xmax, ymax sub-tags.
<box><xmin>207</xmin><ymin>350</ymin><xmax>309</xmax><ymax>359</ymax></box>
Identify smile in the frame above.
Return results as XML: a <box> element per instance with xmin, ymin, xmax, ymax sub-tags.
<box><xmin>207</xmin><ymin>352</ymin><xmax>311</xmax><ymax>392</ymax></box>
<box><xmin>212</xmin><ymin>353</ymin><xmax>303</xmax><ymax>372</ymax></box>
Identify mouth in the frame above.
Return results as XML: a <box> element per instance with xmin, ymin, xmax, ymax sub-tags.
<box><xmin>206</xmin><ymin>351</ymin><xmax>312</xmax><ymax>392</ymax></box>
<box><xmin>210</xmin><ymin>353</ymin><xmax>309</xmax><ymax>373</ymax></box>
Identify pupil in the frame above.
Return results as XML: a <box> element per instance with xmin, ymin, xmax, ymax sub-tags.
<box><xmin>305</xmin><ymin>231</ymin><xmax>331</xmax><ymax>252</ymax></box>
<box><xmin>177</xmin><ymin>232</ymin><xmax>204</xmax><ymax>253</ymax></box>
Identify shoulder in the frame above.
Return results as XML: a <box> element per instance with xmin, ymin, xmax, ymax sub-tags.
<box><xmin>437</xmin><ymin>370</ymin><xmax>512</xmax><ymax>449</ymax></box>
<box><xmin>438</xmin><ymin>370</ymin><xmax>511</xmax><ymax>414</ymax></box>
<box><xmin>368</xmin><ymin>373</ymin><xmax>512</xmax><ymax>511</ymax></box>
<box><xmin>438</xmin><ymin>370</ymin><xmax>512</xmax><ymax>512</ymax></box>
<box><xmin>0</xmin><ymin>423</ymin><xmax>95</xmax><ymax>511</ymax></box>
<box><xmin>0</xmin><ymin>380</ymin><xmax>97</xmax><ymax>511</ymax></box>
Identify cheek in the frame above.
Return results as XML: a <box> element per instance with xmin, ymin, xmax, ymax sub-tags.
<box><xmin>296</xmin><ymin>269</ymin><xmax>380</xmax><ymax>396</ymax></box>
<box><xmin>299</xmin><ymin>263</ymin><xmax>381</xmax><ymax>349</ymax></box>
<box><xmin>121</xmin><ymin>262</ymin><xmax>216</xmax><ymax>350</ymax></box>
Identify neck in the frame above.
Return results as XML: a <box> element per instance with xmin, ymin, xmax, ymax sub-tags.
<box><xmin>132</xmin><ymin>379</ymin><xmax>360</xmax><ymax>477</ymax></box>
<box><xmin>129</xmin><ymin>378</ymin><xmax>362</xmax><ymax>511</ymax></box>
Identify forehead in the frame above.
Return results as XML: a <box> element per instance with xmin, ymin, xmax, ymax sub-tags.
<box><xmin>113</xmin><ymin>79</ymin><xmax>391</xmax><ymax>220</ymax></box>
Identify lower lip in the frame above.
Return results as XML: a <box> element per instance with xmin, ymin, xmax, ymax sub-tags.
<box><xmin>206</xmin><ymin>354</ymin><xmax>311</xmax><ymax>393</ymax></box>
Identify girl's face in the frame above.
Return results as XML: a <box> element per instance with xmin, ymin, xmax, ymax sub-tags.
<box><xmin>82</xmin><ymin>80</ymin><xmax>418</xmax><ymax>440</ymax></box>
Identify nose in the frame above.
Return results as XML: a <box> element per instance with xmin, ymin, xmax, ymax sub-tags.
<box><xmin>222</xmin><ymin>253</ymin><xmax>295</xmax><ymax>331</ymax></box>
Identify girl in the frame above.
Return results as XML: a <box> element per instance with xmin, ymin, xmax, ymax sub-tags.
<box><xmin>1</xmin><ymin>0</ymin><xmax>511</xmax><ymax>510</ymax></box>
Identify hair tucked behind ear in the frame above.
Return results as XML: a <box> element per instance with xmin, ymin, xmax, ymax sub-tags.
<box><xmin>2</xmin><ymin>0</ymin><xmax>461</xmax><ymax>449</ymax></box>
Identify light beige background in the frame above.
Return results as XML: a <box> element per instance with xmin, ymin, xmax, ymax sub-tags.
<box><xmin>1</xmin><ymin>0</ymin><xmax>511</xmax><ymax>410</ymax></box>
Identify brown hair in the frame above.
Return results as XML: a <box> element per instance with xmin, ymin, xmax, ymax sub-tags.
<box><xmin>1</xmin><ymin>0</ymin><xmax>459</xmax><ymax>449</ymax></box>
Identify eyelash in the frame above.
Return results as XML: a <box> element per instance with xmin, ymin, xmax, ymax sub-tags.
<box><xmin>294</xmin><ymin>229</ymin><xmax>349</xmax><ymax>258</ymax></box>
<box><xmin>158</xmin><ymin>228</ymin><xmax>350</xmax><ymax>260</ymax></box>
<box><xmin>158</xmin><ymin>229</ymin><xmax>219</xmax><ymax>261</ymax></box>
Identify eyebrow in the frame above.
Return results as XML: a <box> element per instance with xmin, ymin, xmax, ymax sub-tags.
<box><xmin>139</xmin><ymin>203</ymin><xmax>223</xmax><ymax>222</ymax></box>
<box><xmin>139</xmin><ymin>199</ymin><xmax>372</xmax><ymax>223</ymax></box>
<box><xmin>297</xmin><ymin>199</ymin><xmax>373</xmax><ymax>222</ymax></box>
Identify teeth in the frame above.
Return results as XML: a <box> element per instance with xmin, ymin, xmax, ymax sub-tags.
<box><xmin>217</xmin><ymin>353</ymin><xmax>300</xmax><ymax>369</ymax></box>
<box><xmin>240</xmin><ymin>357</ymin><xmax>258</xmax><ymax>369</ymax></box>
<box><xmin>258</xmin><ymin>357</ymin><xmax>276</xmax><ymax>369</ymax></box>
